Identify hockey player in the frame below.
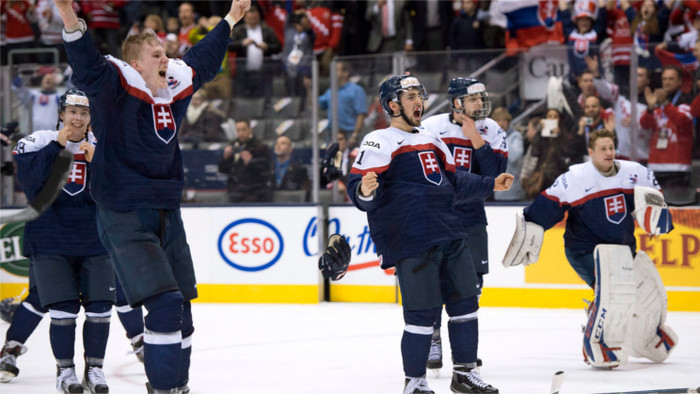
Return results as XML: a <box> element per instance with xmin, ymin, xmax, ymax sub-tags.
<box><xmin>421</xmin><ymin>77</ymin><xmax>508</xmax><ymax>372</ymax></box>
<box><xmin>11</xmin><ymin>89</ymin><xmax>114</xmax><ymax>393</ymax></box>
<box><xmin>55</xmin><ymin>0</ymin><xmax>251</xmax><ymax>392</ymax></box>
<box><xmin>347</xmin><ymin>74</ymin><xmax>513</xmax><ymax>394</ymax></box>
<box><xmin>503</xmin><ymin>129</ymin><xmax>678</xmax><ymax>369</ymax></box>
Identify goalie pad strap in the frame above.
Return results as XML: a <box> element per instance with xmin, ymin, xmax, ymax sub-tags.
<box><xmin>583</xmin><ymin>245</ymin><xmax>635</xmax><ymax>368</ymax></box>
<box><xmin>502</xmin><ymin>213</ymin><xmax>544</xmax><ymax>268</ymax></box>
<box><xmin>624</xmin><ymin>251</ymin><xmax>678</xmax><ymax>363</ymax></box>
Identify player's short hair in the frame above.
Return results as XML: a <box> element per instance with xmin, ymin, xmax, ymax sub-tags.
<box><xmin>588</xmin><ymin>129</ymin><xmax>615</xmax><ymax>150</ymax></box>
<box><xmin>122</xmin><ymin>31</ymin><xmax>162</xmax><ymax>64</ymax></box>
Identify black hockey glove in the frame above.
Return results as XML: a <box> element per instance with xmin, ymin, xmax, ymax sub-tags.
<box><xmin>322</xmin><ymin>142</ymin><xmax>343</xmax><ymax>183</ymax></box>
<box><xmin>318</xmin><ymin>234</ymin><xmax>351</xmax><ymax>281</ymax></box>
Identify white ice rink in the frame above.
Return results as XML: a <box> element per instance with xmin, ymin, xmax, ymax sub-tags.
<box><xmin>1</xmin><ymin>303</ymin><xmax>699</xmax><ymax>393</ymax></box>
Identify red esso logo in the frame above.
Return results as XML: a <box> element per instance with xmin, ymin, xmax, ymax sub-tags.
<box><xmin>218</xmin><ymin>219</ymin><xmax>284</xmax><ymax>272</ymax></box>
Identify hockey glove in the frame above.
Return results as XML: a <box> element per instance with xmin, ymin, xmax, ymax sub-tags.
<box><xmin>318</xmin><ymin>234</ymin><xmax>351</xmax><ymax>281</ymax></box>
<box><xmin>322</xmin><ymin>143</ymin><xmax>343</xmax><ymax>183</ymax></box>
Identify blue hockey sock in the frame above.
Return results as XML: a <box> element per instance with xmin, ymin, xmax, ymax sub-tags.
<box><xmin>49</xmin><ymin>302</ymin><xmax>80</xmax><ymax>364</ymax></box>
<box><xmin>115</xmin><ymin>279</ymin><xmax>144</xmax><ymax>339</ymax></box>
<box><xmin>446</xmin><ymin>296</ymin><xmax>479</xmax><ymax>364</ymax></box>
<box><xmin>6</xmin><ymin>288</ymin><xmax>46</xmax><ymax>344</ymax></box>
<box><xmin>178</xmin><ymin>301</ymin><xmax>193</xmax><ymax>388</ymax></box>
<box><xmin>402</xmin><ymin>308</ymin><xmax>440</xmax><ymax>377</ymax></box>
<box><xmin>143</xmin><ymin>291</ymin><xmax>184</xmax><ymax>390</ymax></box>
<box><xmin>83</xmin><ymin>302</ymin><xmax>112</xmax><ymax>364</ymax></box>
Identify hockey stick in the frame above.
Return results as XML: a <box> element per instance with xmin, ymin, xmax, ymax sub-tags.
<box><xmin>550</xmin><ymin>371</ymin><xmax>565</xmax><ymax>394</ymax></box>
<box><xmin>594</xmin><ymin>387</ymin><xmax>700</xmax><ymax>394</ymax></box>
<box><xmin>0</xmin><ymin>150</ymin><xmax>73</xmax><ymax>224</ymax></box>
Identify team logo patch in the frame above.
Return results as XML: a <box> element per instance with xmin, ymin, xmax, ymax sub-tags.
<box><xmin>629</xmin><ymin>174</ymin><xmax>638</xmax><ymax>184</ymax></box>
<box><xmin>453</xmin><ymin>147</ymin><xmax>472</xmax><ymax>171</ymax></box>
<box><xmin>167</xmin><ymin>76</ymin><xmax>181</xmax><ymax>89</ymax></box>
<box><xmin>573</xmin><ymin>39</ymin><xmax>591</xmax><ymax>58</ymax></box>
<box><xmin>63</xmin><ymin>161</ymin><xmax>86</xmax><ymax>196</ymax></box>
<box><xmin>418</xmin><ymin>151</ymin><xmax>442</xmax><ymax>185</ymax></box>
<box><xmin>152</xmin><ymin>104</ymin><xmax>177</xmax><ymax>143</ymax></box>
<box><xmin>537</xmin><ymin>0</ymin><xmax>558</xmax><ymax>29</ymax></box>
<box><xmin>604</xmin><ymin>194</ymin><xmax>627</xmax><ymax>224</ymax></box>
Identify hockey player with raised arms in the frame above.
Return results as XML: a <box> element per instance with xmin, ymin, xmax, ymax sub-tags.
<box><xmin>54</xmin><ymin>0</ymin><xmax>251</xmax><ymax>392</ymax></box>
<box><xmin>11</xmin><ymin>89</ymin><xmax>115</xmax><ymax>393</ymax></box>
<box><xmin>421</xmin><ymin>77</ymin><xmax>508</xmax><ymax>372</ymax></box>
<box><xmin>503</xmin><ymin>129</ymin><xmax>678</xmax><ymax>369</ymax></box>
<box><xmin>347</xmin><ymin>74</ymin><xmax>513</xmax><ymax>394</ymax></box>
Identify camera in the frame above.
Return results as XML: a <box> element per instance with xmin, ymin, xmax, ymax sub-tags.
<box><xmin>541</xmin><ymin>119</ymin><xmax>557</xmax><ymax>138</ymax></box>
<box><xmin>583</xmin><ymin>117</ymin><xmax>594</xmax><ymax>125</ymax></box>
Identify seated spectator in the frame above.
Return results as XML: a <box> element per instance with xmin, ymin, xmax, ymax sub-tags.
<box><xmin>218</xmin><ymin>119</ymin><xmax>272</xmax><ymax>203</ymax></box>
<box><xmin>319</xmin><ymin>61</ymin><xmax>367</xmax><ymax>146</ymax></box>
<box><xmin>179</xmin><ymin>90</ymin><xmax>227</xmax><ymax>147</ymax></box>
<box><xmin>126</xmin><ymin>14</ymin><xmax>167</xmax><ymax>44</ymax></box>
<box><xmin>640</xmin><ymin>65</ymin><xmax>694</xmax><ymax>188</ymax></box>
<box><xmin>521</xmin><ymin>108</ymin><xmax>586</xmax><ymax>199</ymax></box>
<box><xmin>492</xmin><ymin>107</ymin><xmax>525</xmax><ymax>201</ymax></box>
<box><xmin>272</xmin><ymin>135</ymin><xmax>309</xmax><ymax>195</ymax></box>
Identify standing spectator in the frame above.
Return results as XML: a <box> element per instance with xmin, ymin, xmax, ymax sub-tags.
<box><xmin>36</xmin><ymin>0</ymin><xmax>70</xmax><ymax>63</ymax></box>
<box><xmin>640</xmin><ymin>65</ymin><xmax>694</xmax><ymax>188</ymax></box>
<box><xmin>1</xmin><ymin>0</ymin><xmax>37</xmax><ymax>65</ymax></box>
<box><xmin>365</xmin><ymin>0</ymin><xmax>413</xmax><ymax>54</ymax></box>
<box><xmin>12</xmin><ymin>72</ymin><xmax>65</xmax><ymax>132</ymax></box>
<box><xmin>605</xmin><ymin>0</ymin><xmax>635</xmax><ymax>97</ymax></box>
<box><xmin>347</xmin><ymin>75</ymin><xmax>511</xmax><ymax>393</ymax></box>
<box><xmin>55</xmin><ymin>0</ymin><xmax>252</xmax><ymax>391</ymax></box>
<box><xmin>229</xmin><ymin>2</ymin><xmax>281</xmax><ymax>110</ymax></box>
<box><xmin>521</xmin><ymin>108</ymin><xmax>586</xmax><ymax>199</ymax></box>
<box><xmin>177</xmin><ymin>1</ymin><xmax>197</xmax><ymax>55</ymax></box>
<box><xmin>272</xmin><ymin>135</ymin><xmax>309</xmax><ymax>194</ymax></box>
<box><xmin>577</xmin><ymin>95</ymin><xmax>615</xmax><ymax>147</ymax></box>
<box><xmin>282</xmin><ymin>10</ymin><xmax>316</xmax><ymax>114</ymax></box>
<box><xmin>492</xmin><ymin>107</ymin><xmax>525</xmax><ymax>201</ymax></box>
<box><xmin>12</xmin><ymin>89</ymin><xmax>114</xmax><ymax>393</ymax></box>
<box><xmin>449</xmin><ymin>0</ymin><xmax>485</xmax><ymax>72</ymax></box>
<box><xmin>627</xmin><ymin>0</ymin><xmax>670</xmax><ymax>73</ymax></box>
<box><xmin>179</xmin><ymin>90</ymin><xmax>228</xmax><ymax>147</ymax></box>
<box><xmin>319</xmin><ymin>61</ymin><xmax>368</xmax><ymax>146</ymax></box>
<box><xmin>218</xmin><ymin>118</ymin><xmax>272</xmax><ymax>203</ymax></box>
<box><xmin>336</xmin><ymin>0</ymin><xmax>371</xmax><ymax>56</ymax></box>
<box><xmin>559</xmin><ymin>0</ymin><xmax>607</xmax><ymax>83</ymax></box>
<box><xmin>188</xmin><ymin>15</ymin><xmax>232</xmax><ymax>102</ymax></box>
<box><xmin>408</xmin><ymin>0</ymin><xmax>454</xmax><ymax>52</ymax></box>
<box><xmin>166</xmin><ymin>16</ymin><xmax>179</xmax><ymax>35</ymax></box>
<box><xmin>164</xmin><ymin>32</ymin><xmax>180</xmax><ymax>58</ymax></box>
<box><xmin>306</xmin><ymin>2</ymin><xmax>344</xmax><ymax>75</ymax></box>
<box><xmin>81</xmin><ymin>0</ymin><xmax>126</xmax><ymax>57</ymax></box>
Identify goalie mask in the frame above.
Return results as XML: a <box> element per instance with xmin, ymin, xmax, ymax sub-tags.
<box><xmin>448</xmin><ymin>77</ymin><xmax>491</xmax><ymax>120</ymax></box>
<box><xmin>379</xmin><ymin>75</ymin><xmax>428</xmax><ymax>118</ymax></box>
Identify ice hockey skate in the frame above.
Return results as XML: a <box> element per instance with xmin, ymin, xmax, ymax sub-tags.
<box><xmin>83</xmin><ymin>365</ymin><xmax>109</xmax><ymax>393</ymax></box>
<box><xmin>146</xmin><ymin>382</ymin><xmax>187</xmax><ymax>393</ymax></box>
<box><xmin>450</xmin><ymin>364</ymin><xmax>498</xmax><ymax>393</ymax></box>
<box><xmin>0</xmin><ymin>341</ymin><xmax>27</xmax><ymax>383</ymax></box>
<box><xmin>56</xmin><ymin>366</ymin><xmax>84</xmax><ymax>393</ymax></box>
<box><xmin>404</xmin><ymin>376</ymin><xmax>435</xmax><ymax>394</ymax></box>
<box><xmin>426</xmin><ymin>329</ymin><xmax>443</xmax><ymax>375</ymax></box>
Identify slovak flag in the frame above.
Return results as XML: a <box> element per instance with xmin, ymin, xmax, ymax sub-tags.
<box><xmin>500</xmin><ymin>0</ymin><xmax>565</xmax><ymax>55</ymax></box>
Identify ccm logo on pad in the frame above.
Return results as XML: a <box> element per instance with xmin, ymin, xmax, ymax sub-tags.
<box><xmin>217</xmin><ymin>218</ymin><xmax>284</xmax><ymax>272</ymax></box>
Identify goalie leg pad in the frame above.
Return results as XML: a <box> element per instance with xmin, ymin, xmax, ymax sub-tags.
<box><xmin>624</xmin><ymin>251</ymin><xmax>678</xmax><ymax>363</ymax></box>
<box><xmin>582</xmin><ymin>245</ymin><xmax>636</xmax><ymax>368</ymax></box>
<box><xmin>502</xmin><ymin>213</ymin><xmax>544</xmax><ymax>268</ymax></box>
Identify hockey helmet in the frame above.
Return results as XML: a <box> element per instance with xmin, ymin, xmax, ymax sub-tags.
<box><xmin>448</xmin><ymin>77</ymin><xmax>491</xmax><ymax>120</ymax></box>
<box><xmin>58</xmin><ymin>89</ymin><xmax>90</xmax><ymax>115</ymax></box>
<box><xmin>379</xmin><ymin>75</ymin><xmax>428</xmax><ymax>115</ymax></box>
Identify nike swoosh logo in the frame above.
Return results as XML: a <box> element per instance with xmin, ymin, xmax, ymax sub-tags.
<box><xmin>439</xmin><ymin>131</ymin><xmax>448</xmax><ymax>135</ymax></box>
<box><xmin>109</xmin><ymin>287</ymin><xmax>115</xmax><ymax>291</ymax></box>
<box><xmin>585</xmin><ymin>186</ymin><xmax>594</xmax><ymax>192</ymax></box>
<box><xmin>397</xmin><ymin>139</ymin><xmax>405</xmax><ymax>145</ymax></box>
<box><xmin>481</xmin><ymin>260</ymin><xmax>488</xmax><ymax>265</ymax></box>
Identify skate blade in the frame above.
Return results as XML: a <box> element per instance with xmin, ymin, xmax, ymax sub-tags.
<box><xmin>0</xmin><ymin>370</ymin><xmax>17</xmax><ymax>383</ymax></box>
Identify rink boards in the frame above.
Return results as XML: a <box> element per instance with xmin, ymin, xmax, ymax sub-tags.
<box><xmin>1</xmin><ymin>205</ymin><xmax>699</xmax><ymax>311</ymax></box>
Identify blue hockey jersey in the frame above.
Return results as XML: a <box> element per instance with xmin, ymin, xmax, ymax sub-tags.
<box><xmin>422</xmin><ymin>113</ymin><xmax>508</xmax><ymax>226</ymax></box>
<box><xmin>63</xmin><ymin>20</ymin><xmax>232</xmax><ymax>211</ymax></box>
<box><xmin>13</xmin><ymin>130</ymin><xmax>106</xmax><ymax>257</ymax></box>
<box><xmin>524</xmin><ymin>160</ymin><xmax>673</xmax><ymax>253</ymax></box>
<box><xmin>347</xmin><ymin>127</ymin><xmax>496</xmax><ymax>268</ymax></box>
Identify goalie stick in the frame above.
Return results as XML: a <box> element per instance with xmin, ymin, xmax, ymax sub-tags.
<box><xmin>594</xmin><ymin>387</ymin><xmax>700</xmax><ymax>394</ymax></box>
<box><xmin>0</xmin><ymin>150</ymin><xmax>73</xmax><ymax>224</ymax></box>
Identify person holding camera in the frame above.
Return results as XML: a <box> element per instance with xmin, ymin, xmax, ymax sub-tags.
<box><xmin>521</xmin><ymin>108</ymin><xmax>586</xmax><ymax>199</ymax></box>
<box><xmin>576</xmin><ymin>95</ymin><xmax>615</xmax><ymax>149</ymax></box>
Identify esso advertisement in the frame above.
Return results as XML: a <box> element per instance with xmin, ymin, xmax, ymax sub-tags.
<box><xmin>325</xmin><ymin>206</ymin><xmax>396</xmax><ymax>286</ymax></box>
<box><xmin>218</xmin><ymin>218</ymin><xmax>283</xmax><ymax>272</ymax></box>
<box><xmin>181</xmin><ymin>207</ymin><xmax>319</xmax><ymax>285</ymax></box>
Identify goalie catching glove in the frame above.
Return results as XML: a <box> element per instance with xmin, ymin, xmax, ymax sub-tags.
<box><xmin>633</xmin><ymin>185</ymin><xmax>671</xmax><ymax>236</ymax></box>
<box><xmin>321</xmin><ymin>142</ymin><xmax>344</xmax><ymax>184</ymax></box>
<box><xmin>319</xmin><ymin>234</ymin><xmax>351</xmax><ymax>281</ymax></box>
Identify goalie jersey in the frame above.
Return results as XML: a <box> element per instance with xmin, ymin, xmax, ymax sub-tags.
<box><xmin>422</xmin><ymin>113</ymin><xmax>508</xmax><ymax>225</ymax></box>
<box><xmin>13</xmin><ymin>130</ymin><xmax>106</xmax><ymax>257</ymax></box>
<box><xmin>347</xmin><ymin>127</ymin><xmax>496</xmax><ymax>268</ymax></box>
<box><xmin>524</xmin><ymin>160</ymin><xmax>674</xmax><ymax>253</ymax></box>
<box><xmin>63</xmin><ymin>20</ymin><xmax>232</xmax><ymax>211</ymax></box>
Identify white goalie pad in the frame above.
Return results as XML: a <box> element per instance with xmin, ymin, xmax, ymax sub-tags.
<box><xmin>624</xmin><ymin>251</ymin><xmax>678</xmax><ymax>363</ymax></box>
<box><xmin>502</xmin><ymin>213</ymin><xmax>544</xmax><ymax>268</ymax></box>
<box><xmin>582</xmin><ymin>245</ymin><xmax>636</xmax><ymax>368</ymax></box>
<box><xmin>633</xmin><ymin>186</ymin><xmax>670</xmax><ymax>236</ymax></box>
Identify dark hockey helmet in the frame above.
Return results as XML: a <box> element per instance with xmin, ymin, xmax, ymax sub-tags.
<box><xmin>379</xmin><ymin>75</ymin><xmax>428</xmax><ymax>115</ymax></box>
<box><xmin>58</xmin><ymin>89</ymin><xmax>90</xmax><ymax>115</ymax></box>
<box><xmin>448</xmin><ymin>77</ymin><xmax>491</xmax><ymax>120</ymax></box>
